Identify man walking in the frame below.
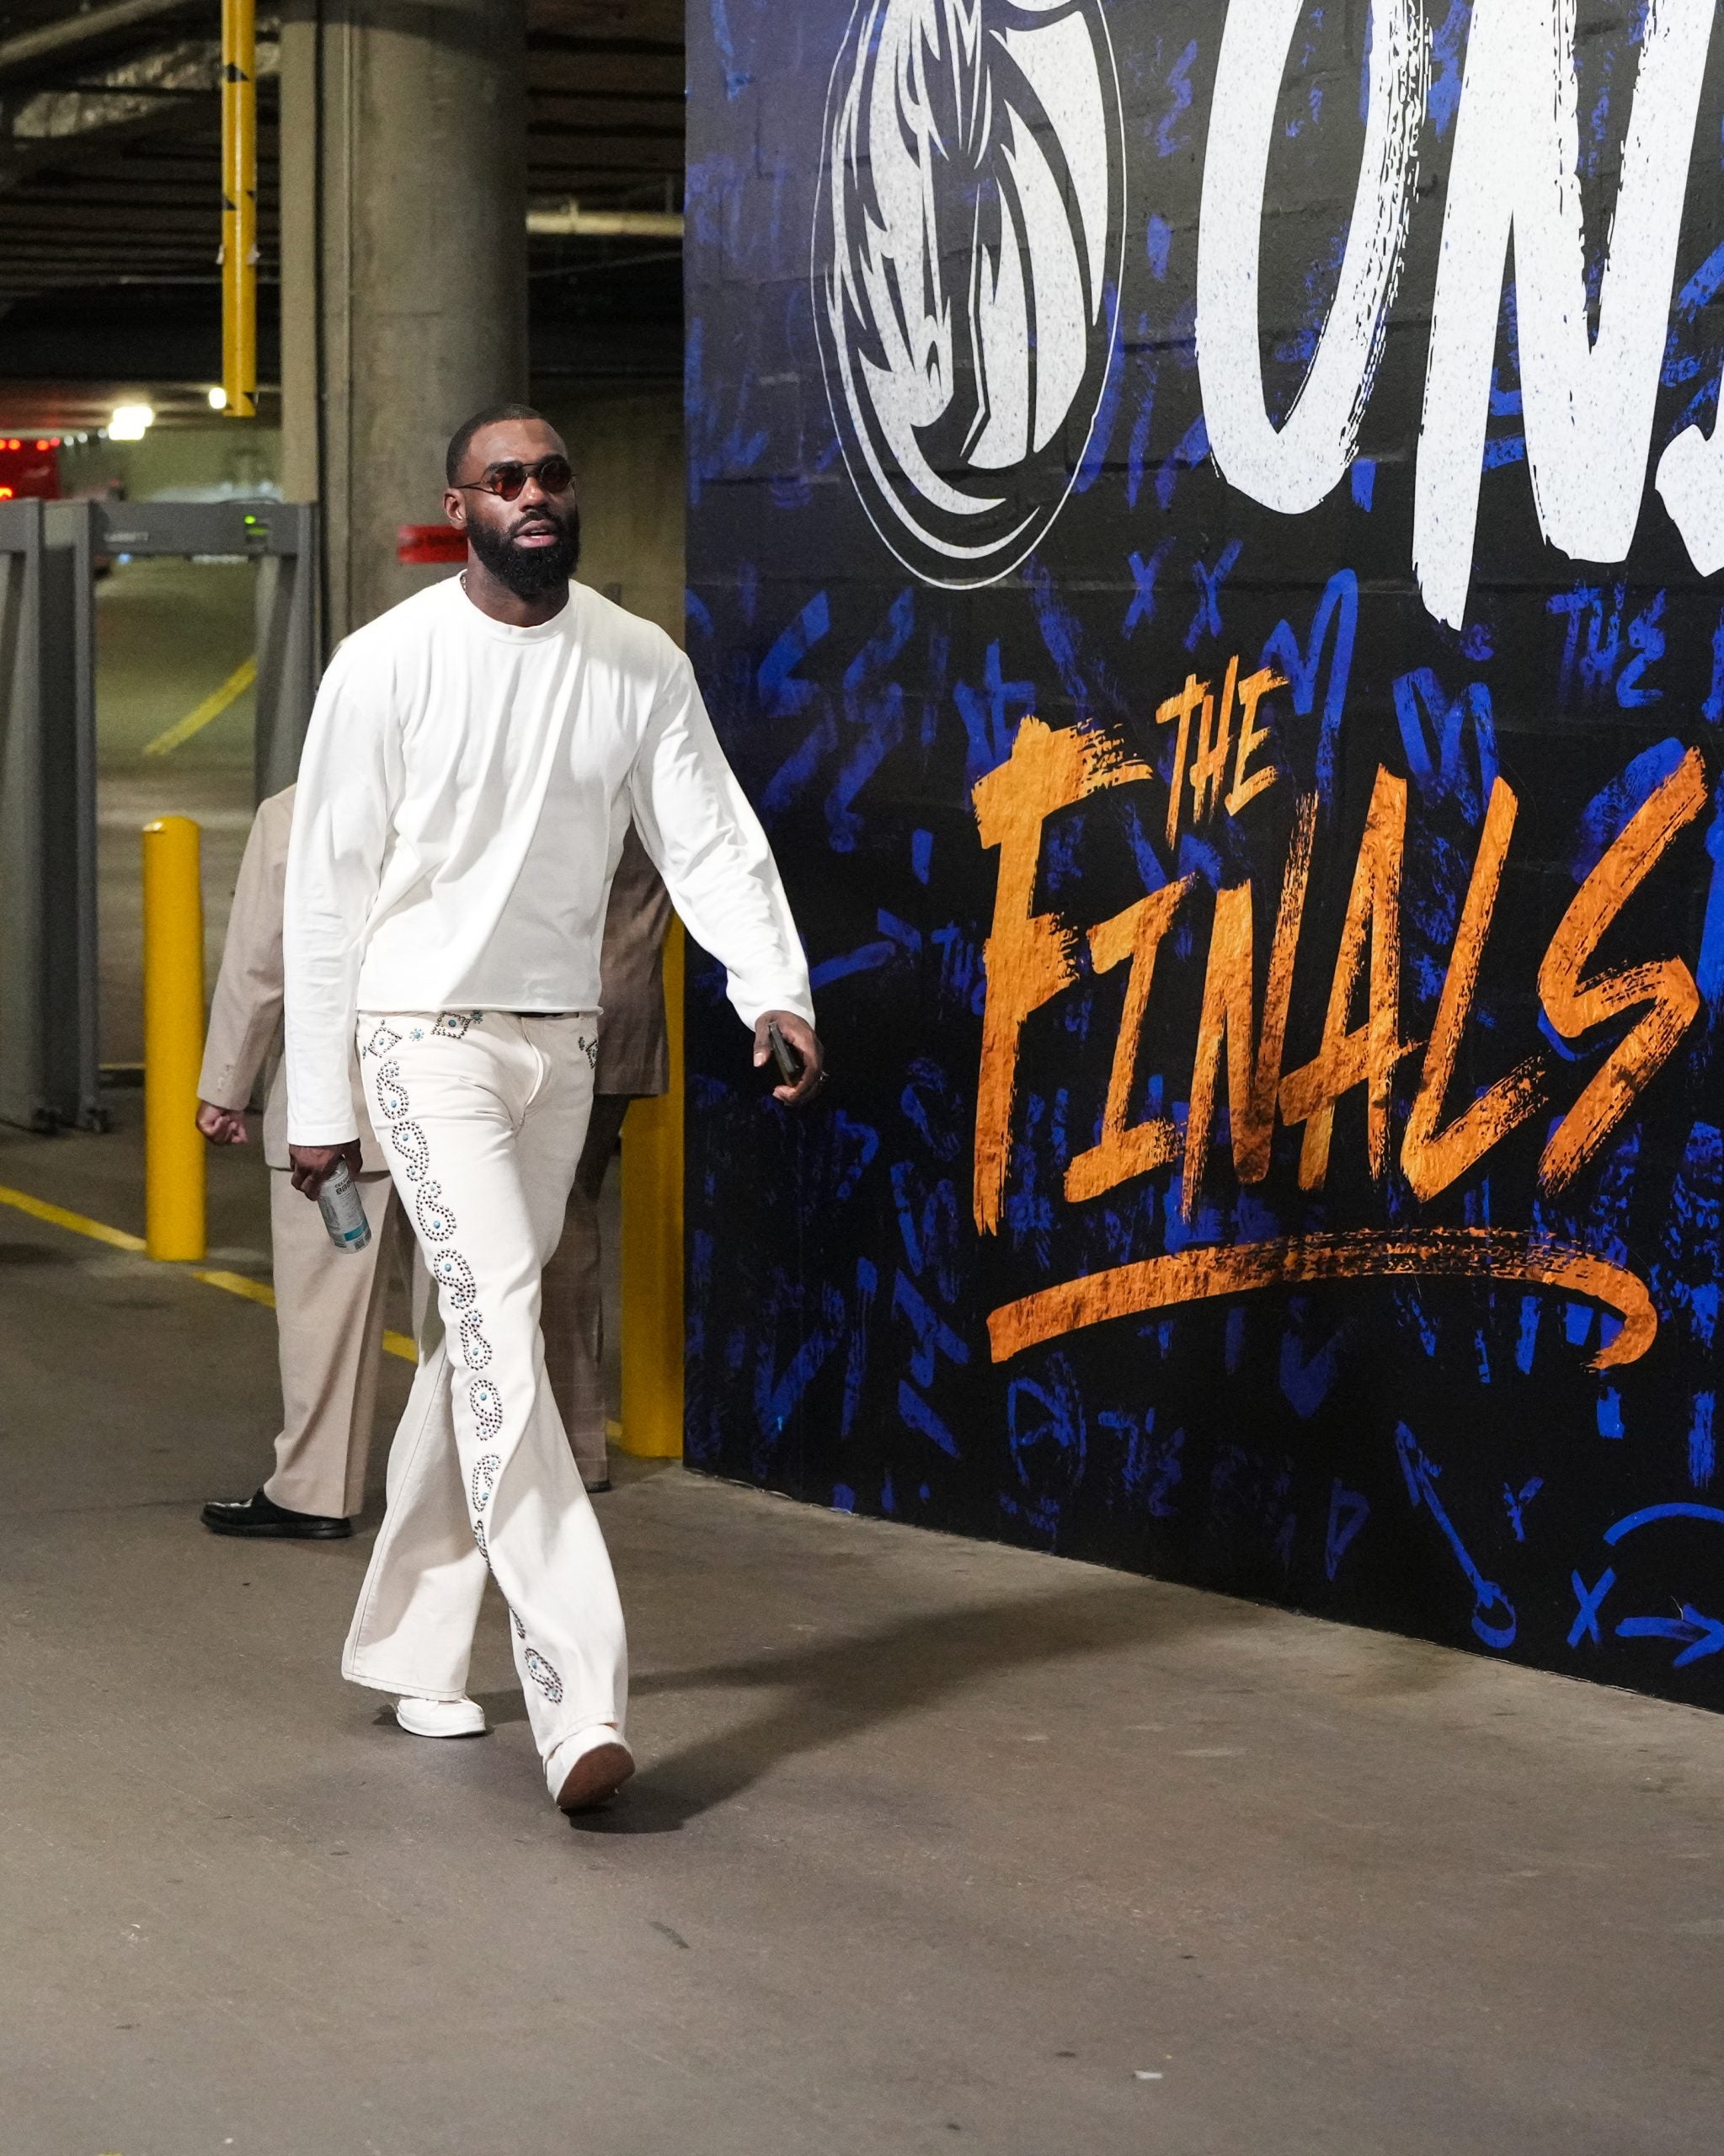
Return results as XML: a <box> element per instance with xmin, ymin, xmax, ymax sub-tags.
<box><xmin>283</xmin><ymin>405</ymin><xmax>820</xmax><ymax>1814</ymax></box>
<box><xmin>195</xmin><ymin>792</ymin><xmax>670</xmax><ymax>1530</ymax></box>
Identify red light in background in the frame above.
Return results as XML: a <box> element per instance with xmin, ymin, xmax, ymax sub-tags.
<box><xmin>35</xmin><ymin>440</ymin><xmax>48</xmax><ymax>451</ymax></box>
<box><xmin>0</xmin><ymin>487</ymin><xmax>13</xmax><ymax>500</ymax></box>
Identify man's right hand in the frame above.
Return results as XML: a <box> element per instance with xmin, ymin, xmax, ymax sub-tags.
<box><xmin>288</xmin><ymin>1139</ymin><xmax>364</xmax><ymax>1199</ymax></box>
<box><xmin>196</xmin><ymin>1100</ymin><xmax>249</xmax><ymax>1146</ymax></box>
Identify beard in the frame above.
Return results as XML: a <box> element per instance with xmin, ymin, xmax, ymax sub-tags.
<box><xmin>467</xmin><ymin>503</ymin><xmax>581</xmax><ymax>598</ymax></box>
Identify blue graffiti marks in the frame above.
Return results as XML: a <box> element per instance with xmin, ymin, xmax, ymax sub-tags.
<box><xmin>1515</xmin><ymin>1294</ymin><xmax>1540</xmax><ymax>1374</ymax></box>
<box><xmin>1695</xmin><ymin>779</ymin><xmax>1724</xmax><ymax>1021</ymax></box>
<box><xmin>1690</xmin><ymin>1393</ymin><xmax>1717</xmax><ymax>1490</ymax></box>
<box><xmin>1004</xmin><ymin>1355</ymin><xmax>1087</xmax><ymax>1544</ymax></box>
<box><xmin>841</xmin><ymin>1257</ymin><xmax>878</xmax><ymax>1440</ymax></box>
<box><xmin>1428</xmin><ymin>0</ymin><xmax>1469</xmax><ymax>133</ymax></box>
<box><xmin>1154</xmin><ymin>38</ymin><xmax>1198</xmax><ymax>159</ymax></box>
<box><xmin>1278</xmin><ymin>1299</ymin><xmax>1345</xmax><ymax>1421</ymax></box>
<box><xmin>891</xmin><ymin>1268</ymin><xmax>969</xmax><ymax>1389</ymax></box>
<box><xmin>751</xmin><ymin>1274</ymin><xmax>846</xmax><ymax>1474</ymax></box>
<box><xmin>1097</xmin><ymin>1409</ymin><xmax>1183</xmax><ymax>1518</ymax></box>
<box><xmin>1594</xmin><ymin>1501</ymin><xmax>1724</xmax><ymax>1667</ymax></box>
<box><xmin>954</xmin><ymin>640</ymin><xmax>1037</xmax><ymax>786</ymax></box>
<box><xmin>1395</xmin><ymin>1423</ymin><xmax>1517</xmax><ymax>1649</ymax></box>
<box><xmin>889</xmin><ymin>1149</ymin><xmax>968</xmax><ymax>1464</ymax></box>
<box><xmin>706</xmin><ymin>0</ymin><xmax>753</xmax><ymax>99</ymax></box>
<box><xmin>758</xmin><ymin>590</ymin><xmax>829</xmax><ymax>717</ymax></box>
<box><xmin>683</xmin><ymin>312</ymin><xmax>771</xmax><ymax>499</ymax></box>
<box><xmin>759</xmin><ymin>594</ymin><xmax>834</xmax><ymax>817</ymax></box>
<box><xmin>1547</xmin><ymin>584</ymin><xmax>1670</xmax><ymax>710</ymax></box>
<box><xmin>891</xmin><ymin>1159</ymin><xmax>962</xmax><ymax>1301</ymax></box>
<box><xmin>1572</xmin><ymin>737</ymin><xmax>1688</xmax><ymax>879</ymax></box>
<box><xmin>1185</xmin><ymin>540</ymin><xmax>1243</xmax><ymax>653</ymax></box>
<box><xmin>1649</xmin><ymin>1122</ymin><xmax>1720</xmax><ymax>1353</ymax></box>
<box><xmin>827</xmin><ymin>589</ymin><xmax>915</xmax><ymax>850</ymax></box>
<box><xmin>1023</xmin><ymin>563</ymin><xmax>1126</xmax><ymax>718</ymax></box>
<box><xmin>1604</xmin><ymin>1501</ymin><xmax>1724</xmax><ymax>1545</ymax></box>
<box><xmin>899</xmin><ymin>1059</ymin><xmax>965</xmax><ymax>1167</ymax></box>
<box><xmin>1156</xmin><ymin>413</ymin><xmax>1209</xmax><ymax>515</ymax></box>
<box><xmin>1502</xmin><ymin>1477</ymin><xmax>1544</xmax><ymax>1543</ymax></box>
<box><xmin>1123</xmin><ymin>539</ymin><xmax>1174</xmax><ymax>641</ymax></box>
<box><xmin>1616</xmin><ymin>1605</ymin><xmax>1724</xmax><ymax>1669</ymax></box>
<box><xmin>1568</xmin><ymin>1567</ymin><xmax>1616</xmax><ymax>1647</ymax></box>
<box><xmin>1324</xmin><ymin>1481</ymin><xmax>1370</xmax><ymax>1581</ymax></box>
<box><xmin>1391</xmin><ymin>670</ymin><xmax>1497</xmax><ymax>824</ymax></box>
<box><xmin>1261</xmin><ymin>568</ymin><xmax>1358</xmax><ymax>799</ymax></box>
<box><xmin>1073</xmin><ymin>302</ymin><xmax>1127</xmax><ymax>495</ymax></box>
<box><xmin>899</xmin><ymin>1379</ymin><xmax>960</xmax><ymax>1459</ymax></box>
<box><xmin>1705</xmin><ymin>613</ymin><xmax>1724</xmax><ymax>726</ymax></box>
<box><xmin>809</xmin><ymin>936</ymin><xmax>894</xmax><ymax>993</ymax></box>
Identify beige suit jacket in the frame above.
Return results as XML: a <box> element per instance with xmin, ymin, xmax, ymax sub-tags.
<box><xmin>595</xmin><ymin>822</ymin><xmax>672</xmax><ymax>1097</ymax></box>
<box><xmin>199</xmin><ymin>789</ymin><xmax>673</xmax><ymax>1167</ymax></box>
<box><xmin>197</xmin><ymin>785</ymin><xmax>377</xmax><ymax>1171</ymax></box>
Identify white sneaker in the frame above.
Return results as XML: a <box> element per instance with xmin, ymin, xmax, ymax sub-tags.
<box><xmin>395</xmin><ymin>1694</ymin><xmax>487</xmax><ymax>1739</ymax></box>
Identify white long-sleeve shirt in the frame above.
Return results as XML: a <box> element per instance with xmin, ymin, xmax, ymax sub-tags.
<box><xmin>282</xmin><ymin>575</ymin><xmax>814</xmax><ymax>1145</ymax></box>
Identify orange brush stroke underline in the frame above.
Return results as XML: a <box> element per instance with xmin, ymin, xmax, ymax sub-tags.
<box><xmin>986</xmin><ymin>1229</ymin><xmax>1655</xmax><ymax>1374</ymax></box>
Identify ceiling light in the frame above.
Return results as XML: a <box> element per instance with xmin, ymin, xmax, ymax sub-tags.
<box><xmin>207</xmin><ymin>385</ymin><xmax>227</xmax><ymax>411</ymax></box>
<box><xmin>109</xmin><ymin>403</ymin><xmax>155</xmax><ymax>442</ymax></box>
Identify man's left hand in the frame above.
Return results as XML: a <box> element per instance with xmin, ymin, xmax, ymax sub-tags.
<box><xmin>753</xmin><ymin>1011</ymin><xmax>825</xmax><ymax>1107</ymax></box>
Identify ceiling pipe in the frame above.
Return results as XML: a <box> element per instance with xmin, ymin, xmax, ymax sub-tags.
<box><xmin>526</xmin><ymin>200</ymin><xmax>683</xmax><ymax>239</ymax></box>
<box><xmin>0</xmin><ymin>0</ymin><xmax>198</xmax><ymax>81</ymax></box>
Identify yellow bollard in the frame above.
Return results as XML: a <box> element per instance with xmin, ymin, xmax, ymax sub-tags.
<box><xmin>619</xmin><ymin>917</ymin><xmax>685</xmax><ymax>1458</ymax></box>
<box><xmin>142</xmin><ymin>817</ymin><xmax>206</xmax><ymax>1261</ymax></box>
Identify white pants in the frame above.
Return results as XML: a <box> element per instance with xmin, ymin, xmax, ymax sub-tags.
<box><xmin>341</xmin><ymin>1011</ymin><xmax>627</xmax><ymax>1793</ymax></box>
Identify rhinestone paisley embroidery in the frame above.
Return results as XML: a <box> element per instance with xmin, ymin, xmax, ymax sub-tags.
<box><xmin>369</xmin><ymin>1023</ymin><xmax>504</xmax><ymax>1577</ymax></box>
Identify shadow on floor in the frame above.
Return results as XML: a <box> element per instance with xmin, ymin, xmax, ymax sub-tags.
<box><xmin>549</xmin><ymin>1574</ymin><xmax>1268</xmax><ymax>1834</ymax></box>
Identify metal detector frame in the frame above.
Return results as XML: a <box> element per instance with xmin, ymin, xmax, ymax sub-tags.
<box><xmin>0</xmin><ymin>496</ymin><xmax>318</xmax><ymax>1133</ymax></box>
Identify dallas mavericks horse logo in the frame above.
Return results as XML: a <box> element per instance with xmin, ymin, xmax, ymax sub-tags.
<box><xmin>814</xmin><ymin>0</ymin><xmax>1125</xmax><ymax>588</ymax></box>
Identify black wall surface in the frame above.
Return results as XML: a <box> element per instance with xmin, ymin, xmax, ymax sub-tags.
<box><xmin>683</xmin><ymin>0</ymin><xmax>1724</xmax><ymax>1707</ymax></box>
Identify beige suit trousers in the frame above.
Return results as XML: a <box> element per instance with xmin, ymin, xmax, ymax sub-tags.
<box><xmin>541</xmin><ymin>1091</ymin><xmax>632</xmax><ymax>1486</ymax></box>
<box><xmin>263</xmin><ymin>1168</ymin><xmax>403</xmax><ymax>1519</ymax></box>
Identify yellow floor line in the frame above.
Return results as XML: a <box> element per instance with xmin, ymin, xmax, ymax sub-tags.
<box><xmin>0</xmin><ymin>1180</ymin><xmax>419</xmax><ymax>1362</ymax></box>
<box><xmin>141</xmin><ymin>655</ymin><xmax>258</xmax><ymax>758</ymax></box>
<box><xmin>0</xmin><ymin>1181</ymin><xmax>146</xmax><ymax>1252</ymax></box>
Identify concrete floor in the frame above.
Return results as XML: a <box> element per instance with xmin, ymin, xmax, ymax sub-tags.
<box><xmin>3</xmin><ymin>1102</ymin><xmax>1724</xmax><ymax>2154</ymax></box>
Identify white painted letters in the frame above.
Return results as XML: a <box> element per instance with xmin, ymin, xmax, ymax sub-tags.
<box><xmin>1197</xmin><ymin>0</ymin><xmax>1426</xmax><ymax>515</ymax></box>
<box><xmin>1413</xmin><ymin>0</ymin><xmax>1712</xmax><ymax>627</ymax></box>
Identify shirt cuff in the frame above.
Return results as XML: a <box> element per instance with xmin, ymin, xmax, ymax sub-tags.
<box><xmin>286</xmin><ymin>1119</ymin><xmax>361</xmax><ymax>1148</ymax></box>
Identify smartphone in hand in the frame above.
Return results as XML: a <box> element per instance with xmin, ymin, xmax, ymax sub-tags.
<box><xmin>766</xmin><ymin>1019</ymin><xmax>803</xmax><ymax>1086</ymax></box>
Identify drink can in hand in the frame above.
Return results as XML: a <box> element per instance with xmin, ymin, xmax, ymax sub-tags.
<box><xmin>318</xmin><ymin>1156</ymin><xmax>372</xmax><ymax>1252</ymax></box>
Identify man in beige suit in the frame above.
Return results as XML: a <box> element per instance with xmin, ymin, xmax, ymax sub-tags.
<box><xmin>197</xmin><ymin>787</ymin><xmax>670</xmax><ymax>1535</ymax></box>
<box><xmin>196</xmin><ymin>784</ymin><xmax>407</xmax><ymax>1537</ymax></box>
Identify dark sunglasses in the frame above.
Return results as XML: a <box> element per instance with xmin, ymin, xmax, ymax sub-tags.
<box><xmin>453</xmin><ymin>454</ymin><xmax>574</xmax><ymax>501</ymax></box>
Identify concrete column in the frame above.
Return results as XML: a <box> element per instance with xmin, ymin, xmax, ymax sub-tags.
<box><xmin>278</xmin><ymin>0</ymin><xmax>527</xmax><ymax>646</ymax></box>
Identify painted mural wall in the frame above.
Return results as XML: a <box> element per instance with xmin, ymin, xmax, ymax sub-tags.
<box><xmin>682</xmin><ymin>0</ymin><xmax>1724</xmax><ymax>1707</ymax></box>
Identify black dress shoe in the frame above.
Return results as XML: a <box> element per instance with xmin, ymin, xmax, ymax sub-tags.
<box><xmin>201</xmin><ymin>1489</ymin><xmax>351</xmax><ymax>1540</ymax></box>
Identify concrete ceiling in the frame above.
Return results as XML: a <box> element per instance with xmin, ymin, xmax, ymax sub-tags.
<box><xmin>0</xmin><ymin>0</ymin><xmax>686</xmax><ymax>416</ymax></box>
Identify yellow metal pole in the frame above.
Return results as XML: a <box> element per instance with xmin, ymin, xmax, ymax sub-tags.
<box><xmin>142</xmin><ymin>818</ymin><xmax>206</xmax><ymax>1262</ymax></box>
<box><xmin>221</xmin><ymin>0</ymin><xmax>258</xmax><ymax>419</ymax></box>
<box><xmin>619</xmin><ymin>918</ymin><xmax>685</xmax><ymax>1459</ymax></box>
